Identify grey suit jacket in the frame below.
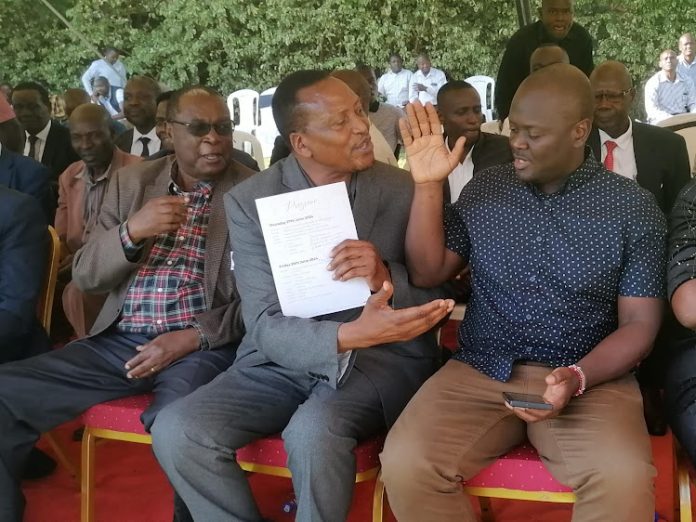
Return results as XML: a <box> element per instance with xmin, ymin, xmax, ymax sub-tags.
<box><xmin>72</xmin><ymin>155</ymin><xmax>254</xmax><ymax>348</ymax></box>
<box><xmin>225</xmin><ymin>155</ymin><xmax>449</xmax><ymax>425</ymax></box>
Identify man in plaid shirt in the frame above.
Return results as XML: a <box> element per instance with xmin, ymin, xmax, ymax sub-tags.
<box><xmin>0</xmin><ymin>86</ymin><xmax>253</xmax><ymax>522</ymax></box>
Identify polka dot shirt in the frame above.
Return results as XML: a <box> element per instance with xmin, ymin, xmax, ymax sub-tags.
<box><xmin>445</xmin><ymin>153</ymin><xmax>667</xmax><ymax>381</ymax></box>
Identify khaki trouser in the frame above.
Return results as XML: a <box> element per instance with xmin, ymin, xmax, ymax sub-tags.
<box><xmin>381</xmin><ymin>359</ymin><xmax>655</xmax><ymax>522</ymax></box>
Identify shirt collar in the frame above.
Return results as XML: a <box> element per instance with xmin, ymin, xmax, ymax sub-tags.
<box><xmin>527</xmin><ymin>149</ymin><xmax>598</xmax><ymax>198</ymax></box>
<box><xmin>25</xmin><ymin>119</ymin><xmax>51</xmax><ymax>140</ymax></box>
<box><xmin>445</xmin><ymin>135</ymin><xmax>477</xmax><ymax>163</ymax></box>
<box><xmin>132</xmin><ymin>126</ymin><xmax>158</xmax><ymax>142</ymax></box>
<box><xmin>168</xmin><ymin>159</ymin><xmax>214</xmax><ymax>196</ymax></box>
<box><xmin>598</xmin><ymin>117</ymin><xmax>633</xmax><ymax>150</ymax></box>
<box><xmin>679</xmin><ymin>54</ymin><xmax>696</xmax><ymax>68</ymax></box>
<box><xmin>657</xmin><ymin>70</ymin><xmax>682</xmax><ymax>83</ymax></box>
<box><xmin>75</xmin><ymin>160</ymin><xmax>113</xmax><ymax>184</ymax></box>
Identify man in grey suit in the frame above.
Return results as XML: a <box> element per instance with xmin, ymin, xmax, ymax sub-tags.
<box><xmin>151</xmin><ymin>71</ymin><xmax>455</xmax><ymax>521</ymax></box>
<box><xmin>0</xmin><ymin>86</ymin><xmax>252</xmax><ymax>522</ymax></box>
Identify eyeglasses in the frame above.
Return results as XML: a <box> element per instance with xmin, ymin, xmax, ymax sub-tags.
<box><xmin>593</xmin><ymin>89</ymin><xmax>633</xmax><ymax>103</ymax></box>
<box><xmin>168</xmin><ymin>119</ymin><xmax>234</xmax><ymax>137</ymax></box>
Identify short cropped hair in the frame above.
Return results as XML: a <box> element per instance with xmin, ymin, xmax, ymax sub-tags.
<box><xmin>272</xmin><ymin>70</ymin><xmax>331</xmax><ymax>142</ymax></box>
<box><xmin>166</xmin><ymin>85</ymin><xmax>222</xmax><ymax>120</ymax></box>
<box><xmin>436</xmin><ymin>80</ymin><xmax>475</xmax><ymax>106</ymax></box>
<box><xmin>156</xmin><ymin>90</ymin><xmax>174</xmax><ymax>106</ymax></box>
<box><xmin>13</xmin><ymin>81</ymin><xmax>51</xmax><ymax>107</ymax></box>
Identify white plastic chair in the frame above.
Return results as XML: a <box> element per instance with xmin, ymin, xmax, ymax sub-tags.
<box><xmin>480</xmin><ymin>118</ymin><xmax>510</xmax><ymax>137</ymax></box>
<box><xmin>227</xmin><ymin>89</ymin><xmax>259</xmax><ymax>134</ymax></box>
<box><xmin>465</xmin><ymin>75</ymin><xmax>496</xmax><ymax>122</ymax></box>
<box><xmin>657</xmin><ymin>114</ymin><xmax>696</xmax><ymax>174</ymax></box>
<box><xmin>233</xmin><ymin>130</ymin><xmax>265</xmax><ymax>170</ymax></box>
<box><xmin>256</xmin><ymin>86</ymin><xmax>279</xmax><ymax>159</ymax></box>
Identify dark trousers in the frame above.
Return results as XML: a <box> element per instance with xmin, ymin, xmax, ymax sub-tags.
<box><xmin>665</xmin><ymin>339</ymin><xmax>696</xmax><ymax>465</ymax></box>
<box><xmin>0</xmin><ymin>330</ymin><xmax>237</xmax><ymax>522</ymax></box>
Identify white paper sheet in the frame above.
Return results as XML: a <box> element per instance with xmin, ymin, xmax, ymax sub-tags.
<box><xmin>256</xmin><ymin>182</ymin><xmax>371</xmax><ymax>318</ymax></box>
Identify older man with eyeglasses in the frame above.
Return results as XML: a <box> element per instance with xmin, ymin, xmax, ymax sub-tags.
<box><xmin>588</xmin><ymin>60</ymin><xmax>691</xmax><ymax>437</ymax></box>
<box><xmin>0</xmin><ymin>85</ymin><xmax>255</xmax><ymax>522</ymax></box>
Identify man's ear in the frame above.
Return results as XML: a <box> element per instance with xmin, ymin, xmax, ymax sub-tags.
<box><xmin>573</xmin><ymin>117</ymin><xmax>592</xmax><ymax>148</ymax></box>
<box><xmin>289</xmin><ymin>132</ymin><xmax>312</xmax><ymax>159</ymax></box>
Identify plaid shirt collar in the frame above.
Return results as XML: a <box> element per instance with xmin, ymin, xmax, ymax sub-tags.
<box><xmin>168</xmin><ymin>159</ymin><xmax>215</xmax><ymax>198</ymax></box>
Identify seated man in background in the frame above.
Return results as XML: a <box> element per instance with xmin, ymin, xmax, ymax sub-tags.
<box><xmin>529</xmin><ymin>43</ymin><xmax>569</xmax><ymax>72</ymax></box>
<box><xmin>381</xmin><ymin>64</ymin><xmax>665</xmax><ymax>521</ymax></box>
<box><xmin>437</xmin><ymin>80</ymin><xmax>512</xmax><ymax>204</ymax></box>
<box><xmin>151</xmin><ymin>70</ymin><xmax>454</xmax><ymax>522</ymax></box>
<box><xmin>589</xmin><ymin>60</ymin><xmax>691</xmax><ymax>435</ymax></box>
<box><xmin>377</xmin><ymin>53</ymin><xmax>412</xmax><ymax>107</ymax></box>
<box><xmin>410</xmin><ymin>53</ymin><xmax>447</xmax><ymax>106</ymax></box>
<box><xmin>357</xmin><ymin>64</ymin><xmax>404</xmax><ymax>155</ymax></box>
<box><xmin>0</xmin><ymin>94</ymin><xmax>53</xmax><ymax>221</ymax></box>
<box><xmin>645</xmin><ymin>49</ymin><xmax>696</xmax><ymax>124</ymax></box>
<box><xmin>91</xmin><ymin>76</ymin><xmax>124</xmax><ymax>120</ymax></box>
<box><xmin>332</xmin><ymin>69</ymin><xmax>400</xmax><ymax>167</ymax></box>
<box><xmin>0</xmin><ymin>86</ymin><xmax>253</xmax><ymax>522</ymax></box>
<box><xmin>56</xmin><ymin>103</ymin><xmax>141</xmax><ymax>337</ymax></box>
<box><xmin>114</xmin><ymin>76</ymin><xmax>162</xmax><ymax>157</ymax></box>
<box><xmin>12</xmin><ymin>81</ymin><xmax>79</xmax><ymax>202</ymax></box>
<box><xmin>0</xmin><ymin>186</ymin><xmax>49</xmax><ymax>363</ymax></box>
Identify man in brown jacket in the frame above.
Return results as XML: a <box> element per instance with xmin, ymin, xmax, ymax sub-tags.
<box><xmin>0</xmin><ymin>86</ymin><xmax>253</xmax><ymax>522</ymax></box>
<box><xmin>56</xmin><ymin>103</ymin><xmax>141</xmax><ymax>337</ymax></box>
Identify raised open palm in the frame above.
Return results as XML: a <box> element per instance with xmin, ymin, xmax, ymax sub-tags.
<box><xmin>399</xmin><ymin>101</ymin><xmax>467</xmax><ymax>184</ymax></box>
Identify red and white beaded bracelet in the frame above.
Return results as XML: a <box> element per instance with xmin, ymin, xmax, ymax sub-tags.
<box><xmin>567</xmin><ymin>364</ymin><xmax>586</xmax><ymax>397</ymax></box>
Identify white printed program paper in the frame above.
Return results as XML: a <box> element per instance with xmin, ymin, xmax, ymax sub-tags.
<box><xmin>255</xmin><ymin>182</ymin><xmax>371</xmax><ymax>318</ymax></box>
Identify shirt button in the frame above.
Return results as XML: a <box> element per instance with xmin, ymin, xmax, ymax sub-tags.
<box><xmin>156</xmin><ymin>319</ymin><xmax>163</xmax><ymax>325</ymax></box>
<box><xmin>525</xmin><ymin>347</ymin><xmax>533</xmax><ymax>353</ymax></box>
<box><xmin>167</xmin><ymin>260</ymin><xmax>173</xmax><ymax>266</ymax></box>
<box><xmin>529</xmin><ymin>275</ymin><xmax>536</xmax><ymax>283</ymax></box>
<box><xmin>525</xmin><ymin>314</ymin><xmax>532</xmax><ymax>320</ymax></box>
<box><xmin>535</xmin><ymin>236</ymin><xmax>543</xmax><ymax>242</ymax></box>
<box><xmin>178</xmin><ymin>236</ymin><xmax>185</xmax><ymax>241</ymax></box>
<box><xmin>157</xmin><ymin>288</ymin><xmax>163</xmax><ymax>293</ymax></box>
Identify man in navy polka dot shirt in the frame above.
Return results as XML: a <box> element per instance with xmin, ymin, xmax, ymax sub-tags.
<box><xmin>380</xmin><ymin>64</ymin><xmax>667</xmax><ymax>521</ymax></box>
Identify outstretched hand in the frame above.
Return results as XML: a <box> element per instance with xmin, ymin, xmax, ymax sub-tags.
<box><xmin>399</xmin><ymin>101</ymin><xmax>467</xmax><ymax>184</ymax></box>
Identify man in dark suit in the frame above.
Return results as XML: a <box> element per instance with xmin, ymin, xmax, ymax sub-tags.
<box><xmin>438</xmin><ymin>80</ymin><xmax>513</xmax><ymax>204</ymax></box>
<box><xmin>589</xmin><ymin>60</ymin><xmax>692</xmax><ymax>435</ymax></box>
<box><xmin>114</xmin><ymin>76</ymin><xmax>162</xmax><ymax>157</ymax></box>
<box><xmin>12</xmin><ymin>81</ymin><xmax>79</xmax><ymax>195</ymax></box>
<box><xmin>0</xmin><ymin>86</ymin><xmax>252</xmax><ymax>522</ymax></box>
<box><xmin>151</xmin><ymin>71</ymin><xmax>454</xmax><ymax>521</ymax></box>
<box><xmin>0</xmin><ymin>94</ymin><xmax>53</xmax><ymax>220</ymax></box>
<box><xmin>0</xmin><ymin>186</ymin><xmax>50</xmax><ymax>363</ymax></box>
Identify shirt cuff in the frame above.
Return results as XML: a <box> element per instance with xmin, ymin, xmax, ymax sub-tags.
<box><xmin>189</xmin><ymin>320</ymin><xmax>210</xmax><ymax>350</ymax></box>
<box><xmin>337</xmin><ymin>350</ymin><xmax>352</xmax><ymax>381</ymax></box>
<box><xmin>119</xmin><ymin>221</ymin><xmax>144</xmax><ymax>261</ymax></box>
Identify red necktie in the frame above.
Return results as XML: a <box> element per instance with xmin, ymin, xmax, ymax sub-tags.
<box><xmin>603</xmin><ymin>140</ymin><xmax>617</xmax><ymax>171</ymax></box>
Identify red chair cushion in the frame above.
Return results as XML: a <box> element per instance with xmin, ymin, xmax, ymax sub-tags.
<box><xmin>82</xmin><ymin>394</ymin><xmax>154</xmax><ymax>435</ymax></box>
<box><xmin>236</xmin><ymin>434</ymin><xmax>384</xmax><ymax>473</ymax></box>
<box><xmin>464</xmin><ymin>443</ymin><xmax>572</xmax><ymax>493</ymax></box>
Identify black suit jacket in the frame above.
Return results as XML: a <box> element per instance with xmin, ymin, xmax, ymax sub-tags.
<box><xmin>114</xmin><ymin>128</ymin><xmax>135</xmax><ymax>154</ymax></box>
<box><xmin>0</xmin><ymin>147</ymin><xmax>54</xmax><ymax>221</ymax></box>
<box><xmin>42</xmin><ymin>120</ymin><xmax>80</xmax><ymax>186</ymax></box>
<box><xmin>0</xmin><ymin>186</ymin><xmax>50</xmax><ymax>362</ymax></box>
<box><xmin>444</xmin><ymin>131</ymin><xmax>513</xmax><ymax>203</ymax></box>
<box><xmin>589</xmin><ymin>122</ymin><xmax>691</xmax><ymax>214</ymax></box>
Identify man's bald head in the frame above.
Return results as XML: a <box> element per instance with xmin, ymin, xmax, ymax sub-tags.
<box><xmin>515</xmin><ymin>63</ymin><xmax>593</xmax><ymax>122</ymax></box>
<box><xmin>590</xmin><ymin>60</ymin><xmax>633</xmax><ymax>90</ymax></box>
<box><xmin>63</xmin><ymin>88</ymin><xmax>91</xmax><ymax>118</ymax></box>
<box><xmin>530</xmin><ymin>44</ymin><xmax>570</xmax><ymax>73</ymax></box>
<box><xmin>331</xmin><ymin>70</ymin><xmax>371</xmax><ymax>112</ymax></box>
<box><xmin>590</xmin><ymin>61</ymin><xmax>635</xmax><ymax>138</ymax></box>
<box><xmin>509</xmin><ymin>64</ymin><xmax>592</xmax><ymax>193</ymax></box>
<box><xmin>68</xmin><ymin>104</ymin><xmax>114</xmax><ymax>169</ymax></box>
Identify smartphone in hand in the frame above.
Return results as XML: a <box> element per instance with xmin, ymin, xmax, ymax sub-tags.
<box><xmin>503</xmin><ymin>392</ymin><xmax>553</xmax><ymax>410</ymax></box>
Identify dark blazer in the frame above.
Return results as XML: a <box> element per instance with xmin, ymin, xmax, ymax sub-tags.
<box><xmin>444</xmin><ymin>131</ymin><xmax>513</xmax><ymax>203</ymax></box>
<box><xmin>72</xmin><ymin>155</ymin><xmax>254</xmax><ymax>347</ymax></box>
<box><xmin>42</xmin><ymin>120</ymin><xmax>80</xmax><ymax>186</ymax></box>
<box><xmin>225</xmin><ymin>155</ymin><xmax>450</xmax><ymax>426</ymax></box>
<box><xmin>114</xmin><ymin>128</ymin><xmax>135</xmax><ymax>154</ymax></box>
<box><xmin>589</xmin><ymin>122</ymin><xmax>691</xmax><ymax>214</ymax></box>
<box><xmin>0</xmin><ymin>186</ymin><xmax>50</xmax><ymax>363</ymax></box>
<box><xmin>0</xmin><ymin>147</ymin><xmax>54</xmax><ymax>221</ymax></box>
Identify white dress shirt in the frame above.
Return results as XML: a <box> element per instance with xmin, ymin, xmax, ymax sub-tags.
<box><xmin>410</xmin><ymin>67</ymin><xmax>447</xmax><ymax>105</ymax></box>
<box><xmin>97</xmin><ymin>88</ymin><xmax>124</xmax><ymax>117</ymax></box>
<box><xmin>377</xmin><ymin>69</ymin><xmax>413</xmax><ymax>107</ymax></box>
<box><xmin>644</xmin><ymin>70</ymin><xmax>696</xmax><ymax>124</ymax></box>
<box><xmin>598</xmin><ymin>118</ymin><xmax>638</xmax><ymax>181</ymax></box>
<box><xmin>130</xmin><ymin>127</ymin><xmax>160</xmax><ymax>157</ymax></box>
<box><xmin>23</xmin><ymin>120</ymin><xmax>51</xmax><ymax>161</ymax></box>
<box><xmin>446</xmin><ymin>140</ymin><xmax>475</xmax><ymax>203</ymax></box>
<box><xmin>678</xmin><ymin>55</ymin><xmax>696</xmax><ymax>87</ymax></box>
<box><xmin>81</xmin><ymin>58</ymin><xmax>128</xmax><ymax>95</ymax></box>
